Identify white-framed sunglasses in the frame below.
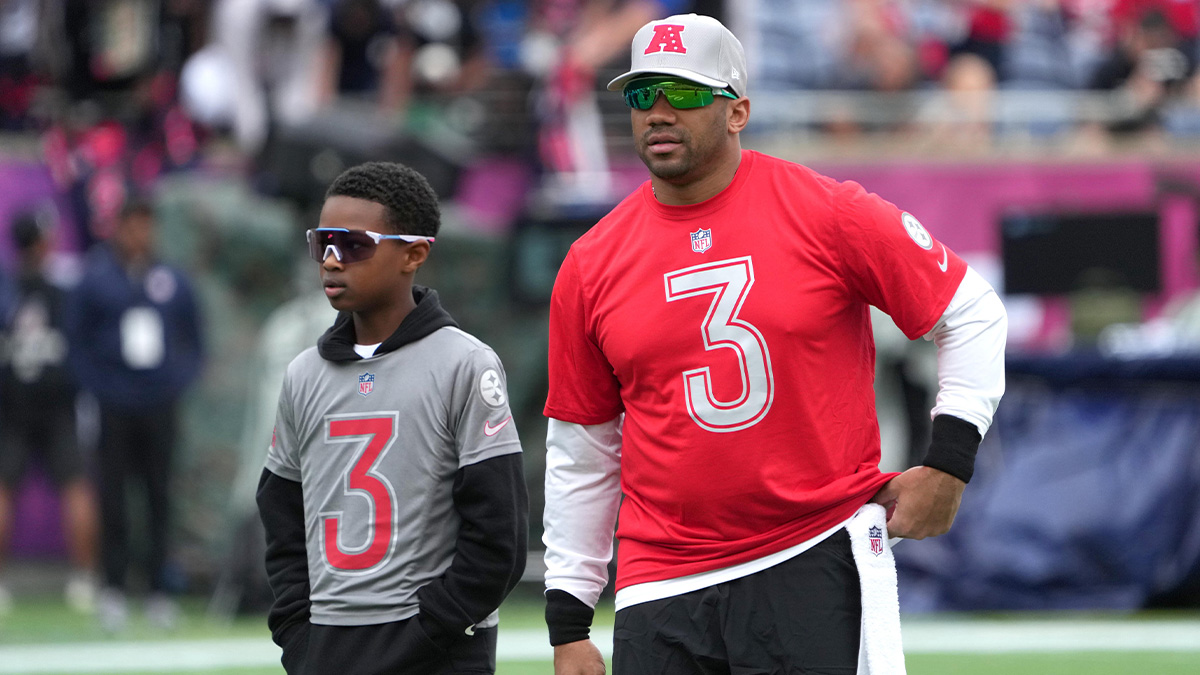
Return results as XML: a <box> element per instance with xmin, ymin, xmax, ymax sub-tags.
<box><xmin>306</xmin><ymin>227</ymin><xmax>434</xmax><ymax>263</ymax></box>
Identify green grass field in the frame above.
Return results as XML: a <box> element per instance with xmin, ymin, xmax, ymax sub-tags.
<box><xmin>0</xmin><ymin>591</ymin><xmax>1197</xmax><ymax>674</ymax></box>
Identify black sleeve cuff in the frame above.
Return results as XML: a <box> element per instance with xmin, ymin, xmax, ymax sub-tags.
<box><xmin>416</xmin><ymin>453</ymin><xmax>529</xmax><ymax>645</ymax></box>
<box><xmin>546</xmin><ymin>589</ymin><xmax>594</xmax><ymax>646</ymax></box>
<box><xmin>920</xmin><ymin>414</ymin><xmax>983</xmax><ymax>483</ymax></box>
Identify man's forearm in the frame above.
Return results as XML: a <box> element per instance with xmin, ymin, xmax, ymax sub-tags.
<box><xmin>543</xmin><ymin>417</ymin><xmax>623</xmax><ymax>642</ymax></box>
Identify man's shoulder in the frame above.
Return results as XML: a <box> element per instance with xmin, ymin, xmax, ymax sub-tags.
<box><xmin>750</xmin><ymin>150</ymin><xmax>841</xmax><ymax>191</ymax></box>
<box><xmin>745</xmin><ymin>151</ymin><xmax>860</xmax><ymax>224</ymax></box>
<box><xmin>566</xmin><ymin>185</ymin><xmax>650</xmax><ymax>258</ymax></box>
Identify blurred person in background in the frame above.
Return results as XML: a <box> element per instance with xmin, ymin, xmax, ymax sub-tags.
<box><xmin>737</xmin><ymin>0</ymin><xmax>927</xmax><ymax>138</ymax></box>
<box><xmin>525</xmin><ymin>0</ymin><xmax>695</xmax><ymax>204</ymax></box>
<box><xmin>65</xmin><ymin>199</ymin><xmax>204</xmax><ymax>632</ymax></box>
<box><xmin>207</xmin><ymin>0</ymin><xmax>327</xmax><ymax>153</ymax></box>
<box><xmin>316</xmin><ymin>0</ymin><xmax>410</xmax><ymax>112</ymax></box>
<box><xmin>0</xmin><ymin>212</ymin><xmax>98</xmax><ymax>616</ymax></box>
<box><xmin>0</xmin><ymin>0</ymin><xmax>46</xmax><ymax>130</ymax></box>
<box><xmin>542</xmin><ymin>14</ymin><xmax>1007</xmax><ymax>674</ymax></box>
<box><xmin>917</xmin><ymin>50</ymin><xmax>998</xmax><ymax>151</ymax></box>
<box><xmin>1004</xmin><ymin>0</ymin><xmax>1097</xmax><ymax>89</ymax></box>
<box><xmin>950</xmin><ymin>0</ymin><xmax>1015</xmax><ymax>78</ymax></box>
<box><xmin>1089</xmin><ymin>0</ymin><xmax>1199</xmax><ymax>133</ymax></box>
<box><xmin>745</xmin><ymin>0</ymin><xmax>922</xmax><ymax>92</ymax></box>
<box><xmin>367</xmin><ymin>0</ymin><xmax>493</xmax><ymax>113</ymax></box>
<box><xmin>43</xmin><ymin>0</ymin><xmax>210</xmax><ymax>99</ymax></box>
<box><xmin>36</xmin><ymin>0</ymin><xmax>206</xmax><ymax>248</ymax></box>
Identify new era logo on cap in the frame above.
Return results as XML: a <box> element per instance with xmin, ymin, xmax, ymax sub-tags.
<box><xmin>609</xmin><ymin>14</ymin><xmax>748</xmax><ymax>97</ymax></box>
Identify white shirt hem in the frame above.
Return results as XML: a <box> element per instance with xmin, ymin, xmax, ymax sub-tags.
<box><xmin>613</xmin><ymin>515</ymin><xmax>855</xmax><ymax>612</ymax></box>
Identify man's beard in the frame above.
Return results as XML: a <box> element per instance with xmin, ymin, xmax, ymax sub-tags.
<box><xmin>637</xmin><ymin>115</ymin><xmax>726</xmax><ymax>182</ymax></box>
<box><xmin>639</xmin><ymin>140</ymin><xmax>694</xmax><ymax>180</ymax></box>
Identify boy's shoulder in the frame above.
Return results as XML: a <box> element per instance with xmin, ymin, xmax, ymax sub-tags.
<box><xmin>412</xmin><ymin>326</ymin><xmax>506</xmax><ymax>373</ymax></box>
<box><xmin>426</xmin><ymin>325</ymin><xmax>494</xmax><ymax>354</ymax></box>
<box><xmin>283</xmin><ymin>345</ymin><xmax>325</xmax><ymax>381</ymax></box>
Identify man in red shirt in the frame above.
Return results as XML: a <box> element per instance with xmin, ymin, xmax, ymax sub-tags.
<box><xmin>542</xmin><ymin>13</ymin><xmax>1008</xmax><ymax>675</ymax></box>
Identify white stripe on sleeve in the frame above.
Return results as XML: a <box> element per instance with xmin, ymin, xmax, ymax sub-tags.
<box><xmin>925</xmin><ymin>266</ymin><xmax>1007</xmax><ymax>437</ymax></box>
<box><xmin>542</xmin><ymin>416</ymin><xmax>624</xmax><ymax>608</ymax></box>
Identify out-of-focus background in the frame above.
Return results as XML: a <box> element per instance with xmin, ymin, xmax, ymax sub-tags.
<box><xmin>0</xmin><ymin>0</ymin><xmax>1198</xmax><ymax>673</ymax></box>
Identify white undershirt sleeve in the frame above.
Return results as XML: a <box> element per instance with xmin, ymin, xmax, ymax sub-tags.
<box><xmin>924</xmin><ymin>267</ymin><xmax>1008</xmax><ymax>437</ymax></box>
<box><xmin>542</xmin><ymin>415</ymin><xmax>624</xmax><ymax>608</ymax></box>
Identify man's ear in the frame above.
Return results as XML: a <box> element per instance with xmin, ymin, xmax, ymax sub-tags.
<box><xmin>728</xmin><ymin>97</ymin><xmax>750</xmax><ymax>134</ymax></box>
<box><xmin>402</xmin><ymin>241</ymin><xmax>431</xmax><ymax>274</ymax></box>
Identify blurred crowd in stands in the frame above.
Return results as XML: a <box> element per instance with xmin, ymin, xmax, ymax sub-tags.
<box><xmin>0</xmin><ymin>1</ymin><xmax>1198</xmax><ymax>241</ymax></box>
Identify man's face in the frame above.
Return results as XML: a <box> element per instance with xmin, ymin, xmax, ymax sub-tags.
<box><xmin>631</xmin><ymin>82</ymin><xmax>733</xmax><ymax>183</ymax></box>
<box><xmin>113</xmin><ymin>212</ymin><xmax>156</xmax><ymax>266</ymax></box>
<box><xmin>316</xmin><ymin>196</ymin><xmax>422</xmax><ymax>314</ymax></box>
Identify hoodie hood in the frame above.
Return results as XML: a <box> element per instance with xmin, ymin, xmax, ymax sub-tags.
<box><xmin>316</xmin><ymin>285</ymin><xmax>458</xmax><ymax>362</ymax></box>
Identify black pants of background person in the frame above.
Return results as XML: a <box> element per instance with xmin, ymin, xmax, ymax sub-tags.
<box><xmin>0</xmin><ymin>403</ymin><xmax>83</xmax><ymax>486</ymax></box>
<box><xmin>96</xmin><ymin>403</ymin><xmax>177</xmax><ymax>592</ymax></box>
<box><xmin>613</xmin><ymin>529</ymin><xmax>863</xmax><ymax>675</ymax></box>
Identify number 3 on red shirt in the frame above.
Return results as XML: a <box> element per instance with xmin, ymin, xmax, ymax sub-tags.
<box><xmin>320</xmin><ymin>414</ymin><xmax>398</xmax><ymax>573</ymax></box>
<box><xmin>665</xmin><ymin>257</ymin><xmax>775</xmax><ymax>433</ymax></box>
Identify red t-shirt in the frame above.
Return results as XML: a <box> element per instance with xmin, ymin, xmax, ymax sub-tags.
<box><xmin>545</xmin><ymin>150</ymin><xmax>967</xmax><ymax>589</ymax></box>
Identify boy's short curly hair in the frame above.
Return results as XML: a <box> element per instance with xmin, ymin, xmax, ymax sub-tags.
<box><xmin>325</xmin><ymin>162</ymin><xmax>441</xmax><ymax>237</ymax></box>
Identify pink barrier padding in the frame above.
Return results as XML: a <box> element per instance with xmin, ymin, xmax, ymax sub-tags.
<box><xmin>0</xmin><ymin>161</ymin><xmax>81</xmax><ymax>264</ymax></box>
<box><xmin>809</xmin><ymin>162</ymin><xmax>1159</xmax><ymax>257</ymax></box>
<box><xmin>9</xmin><ymin>468</ymin><xmax>67</xmax><ymax>558</ymax></box>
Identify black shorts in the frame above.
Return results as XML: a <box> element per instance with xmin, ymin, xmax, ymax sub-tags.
<box><xmin>0</xmin><ymin>404</ymin><xmax>83</xmax><ymax>489</ymax></box>
<box><xmin>301</xmin><ymin>618</ymin><xmax>498</xmax><ymax>675</ymax></box>
<box><xmin>613</xmin><ymin>529</ymin><xmax>862</xmax><ymax>675</ymax></box>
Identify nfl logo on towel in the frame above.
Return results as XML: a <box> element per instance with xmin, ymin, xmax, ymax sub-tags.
<box><xmin>690</xmin><ymin>228</ymin><xmax>711</xmax><ymax>253</ymax></box>
<box><xmin>869</xmin><ymin>525</ymin><xmax>884</xmax><ymax>556</ymax></box>
<box><xmin>358</xmin><ymin>372</ymin><xmax>375</xmax><ymax>396</ymax></box>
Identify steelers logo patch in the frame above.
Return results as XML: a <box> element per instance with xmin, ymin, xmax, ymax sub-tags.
<box><xmin>901</xmin><ymin>212</ymin><xmax>934</xmax><ymax>250</ymax></box>
<box><xmin>478</xmin><ymin>368</ymin><xmax>507</xmax><ymax>408</ymax></box>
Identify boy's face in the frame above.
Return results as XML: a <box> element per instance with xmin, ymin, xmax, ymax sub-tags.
<box><xmin>315</xmin><ymin>196</ymin><xmax>428</xmax><ymax>314</ymax></box>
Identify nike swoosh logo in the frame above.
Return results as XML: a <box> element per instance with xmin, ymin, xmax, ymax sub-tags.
<box><xmin>483</xmin><ymin>417</ymin><xmax>512</xmax><ymax>437</ymax></box>
<box><xmin>937</xmin><ymin>244</ymin><xmax>948</xmax><ymax>273</ymax></box>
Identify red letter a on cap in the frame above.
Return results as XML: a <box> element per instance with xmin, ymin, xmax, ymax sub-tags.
<box><xmin>645</xmin><ymin>24</ymin><xmax>687</xmax><ymax>54</ymax></box>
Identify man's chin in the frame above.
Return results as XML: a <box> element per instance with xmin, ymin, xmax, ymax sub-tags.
<box><xmin>640</xmin><ymin>153</ymin><xmax>690</xmax><ymax>181</ymax></box>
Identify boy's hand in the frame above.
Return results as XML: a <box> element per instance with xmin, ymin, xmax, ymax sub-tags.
<box><xmin>554</xmin><ymin>639</ymin><xmax>606</xmax><ymax>675</ymax></box>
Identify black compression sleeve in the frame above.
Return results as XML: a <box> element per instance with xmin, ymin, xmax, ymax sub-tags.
<box><xmin>545</xmin><ymin>589</ymin><xmax>595</xmax><ymax>646</ymax></box>
<box><xmin>920</xmin><ymin>414</ymin><xmax>983</xmax><ymax>483</ymax></box>
<box><xmin>256</xmin><ymin>469</ymin><xmax>311</xmax><ymax>675</ymax></box>
<box><xmin>416</xmin><ymin>452</ymin><xmax>529</xmax><ymax>648</ymax></box>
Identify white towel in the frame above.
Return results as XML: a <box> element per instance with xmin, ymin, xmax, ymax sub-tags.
<box><xmin>847</xmin><ymin>504</ymin><xmax>906</xmax><ymax>675</ymax></box>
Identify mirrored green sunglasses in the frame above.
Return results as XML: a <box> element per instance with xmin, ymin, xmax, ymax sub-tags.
<box><xmin>622</xmin><ymin>78</ymin><xmax>738</xmax><ymax>110</ymax></box>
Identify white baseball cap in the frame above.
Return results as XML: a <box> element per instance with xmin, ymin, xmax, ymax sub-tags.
<box><xmin>607</xmin><ymin>14</ymin><xmax>748</xmax><ymax>97</ymax></box>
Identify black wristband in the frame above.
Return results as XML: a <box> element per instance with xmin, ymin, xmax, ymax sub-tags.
<box><xmin>545</xmin><ymin>589</ymin><xmax>594</xmax><ymax>646</ymax></box>
<box><xmin>920</xmin><ymin>414</ymin><xmax>982</xmax><ymax>483</ymax></box>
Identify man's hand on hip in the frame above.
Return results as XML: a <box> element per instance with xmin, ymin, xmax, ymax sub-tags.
<box><xmin>554</xmin><ymin>639</ymin><xmax>606</xmax><ymax>675</ymax></box>
<box><xmin>870</xmin><ymin>465</ymin><xmax>966</xmax><ymax>539</ymax></box>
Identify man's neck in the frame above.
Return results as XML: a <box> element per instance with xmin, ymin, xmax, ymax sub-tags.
<box><xmin>651</xmin><ymin>145</ymin><xmax>743</xmax><ymax>206</ymax></box>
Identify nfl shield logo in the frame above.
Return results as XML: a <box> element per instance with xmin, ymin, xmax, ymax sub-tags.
<box><xmin>690</xmin><ymin>228</ymin><xmax>712</xmax><ymax>253</ymax></box>
<box><xmin>869</xmin><ymin>525</ymin><xmax>884</xmax><ymax>556</ymax></box>
<box><xmin>358</xmin><ymin>372</ymin><xmax>375</xmax><ymax>396</ymax></box>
